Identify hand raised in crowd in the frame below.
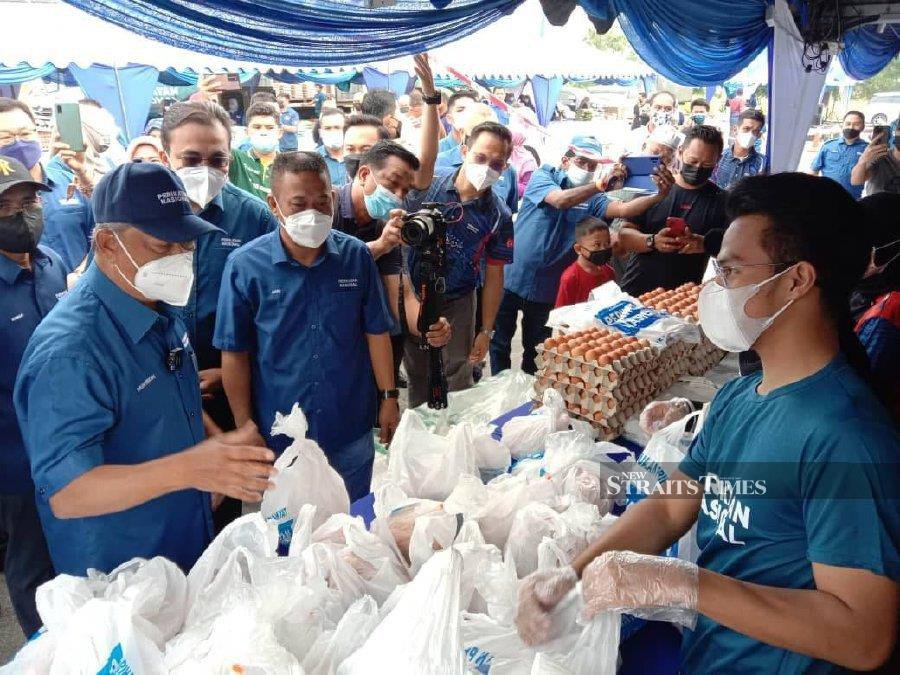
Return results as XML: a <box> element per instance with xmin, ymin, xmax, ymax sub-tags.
<box><xmin>651</xmin><ymin>163</ymin><xmax>675</xmax><ymax>197</ymax></box>
<box><xmin>196</xmin><ymin>74</ymin><xmax>224</xmax><ymax>102</ymax></box>
<box><xmin>414</xmin><ymin>53</ymin><xmax>436</xmax><ymax>97</ymax></box>
<box><xmin>378</xmin><ymin>209</ymin><xmax>404</xmax><ymax>253</ymax></box>
<box><xmin>379</xmin><ymin>398</ymin><xmax>400</xmax><ymax>445</ymax></box>
<box><xmin>178</xmin><ymin>421</ymin><xmax>277</xmax><ymax>503</ymax></box>
<box><xmin>52</xmin><ymin>140</ymin><xmax>93</xmax><ymax>184</ymax></box>
<box><xmin>654</xmin><ymin>226</ymin><xmax>684</xmax><ymax>253</ymax></box>
<box><xmin>860</xmin><ymin>142</ymin><xmax>889</xmax><ymax>167</ymax></box>
<box><xmin>424</xmin><ymin>317</ymin><xmax>452</xmax><ymax>348</ymax></box>
<box><xmin>468</xmin><ymin>330</ymin><xmax>491</xmax><ymax>365</ymax></box>
<box><xmin>678</xmin><ymin>227</ymin><xmax>705</xmax><ymax>255</ymax></box>
<box><xmin>199</xmin><ymin>367</ymin><xmax>224</xmax><ymax>400</ymax></box>
<box><xmin>596</xmin><ymin>162</ymin><xmax>626</xmax><ymax>192</ymax></box>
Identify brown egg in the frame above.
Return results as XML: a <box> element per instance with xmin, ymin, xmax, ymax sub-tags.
<box><xmin>585</xmin><ymin>349</ymin><xmax>599</xmax><ymax>363</ymax></box>
<box><xmin>571</xmin><ymin>345</ymin><xmax>588</xmax><ymax>357</ymax></box>
<box><xmin>599</xmin><ymin>354</ymin><xmax>612</xmax><ymax>366</ymax></box>
<box><xmin>544</xmin><ymin>337</ymin><xmax>557</xmax><ymax>349</ymax></box>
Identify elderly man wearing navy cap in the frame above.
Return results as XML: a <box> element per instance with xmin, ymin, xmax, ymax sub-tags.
<box><xmin>14</xmin><ymin>162</ymin><xmax>277</xmax><ymax>576</ymax></box>
<box><xmin>492</xmin><ymin>135</ymin><xmax>674</xmax><ymax>374</ymax></box>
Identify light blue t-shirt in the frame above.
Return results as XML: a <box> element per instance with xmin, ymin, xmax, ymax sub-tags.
<box><xmin>679</xmin><ymin>356</ymin><xmax>900</xmax><ymax>674</ymax></box>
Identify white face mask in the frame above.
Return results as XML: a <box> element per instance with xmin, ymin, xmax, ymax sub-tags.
<box><xmin>277</xmin><ymin>202</ymin><xmax>332</xmax><ymax>248</ymax></box>
<box><xmin>113</xmin><ymin>232</ymin><xmax>194</xmax><ymax>307</ymax></box>
<box><xmin>320</xmin><ymin>130</ymin><xmax>344</xmax><ymax>150</ymax></box>
<box><xmin>566</xmin><ymin>165</ymin><xmax>593</xmax><ymax>186</ymax></box>
<box><xmin>736</xmin><ymin>131</ymin><xmax>756</xmax><ymax>150</ymax></box>
<box><xmin>464</xmin><ymin>162</ymin><xmax>500</xmax><ymax>191</ymax></box>
<box><xmin>697</xmin><ymin>266</ymin><xmax>796</xmax><ymax>352</ymax></box>
<box><xmin>176</xmin><ymin>166</ymin><xmax>228</xmax><ymax>209</ymax></box>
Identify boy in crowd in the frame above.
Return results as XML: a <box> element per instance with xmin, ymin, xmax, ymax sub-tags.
<box><xmin>555</xmin><ymin>217</ymin><xmax>615</xmax><ymax>308</ymax></box>
<box><xmin>229</xmin><ymin>102</ymin><xmax>281</xmax><ymax>200</ymax></box>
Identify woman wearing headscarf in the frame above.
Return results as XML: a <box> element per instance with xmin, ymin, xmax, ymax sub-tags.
<box><xmin>509</xmin><ymin>130</ymin><xmax>538</xmax><ymax>198</ymax></box>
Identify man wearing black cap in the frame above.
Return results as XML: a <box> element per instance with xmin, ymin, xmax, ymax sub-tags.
<box><xmin>0</xmin><ymin>156</ymin><xmax>62</xmax><ymax>637</ymax></box>
<box><xmin>14</xmin><ymin>162</ymin><xmax>276</xmax><ymax>576</ymax></box>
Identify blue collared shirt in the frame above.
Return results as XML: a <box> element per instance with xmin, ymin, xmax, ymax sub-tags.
<box><xmin>435</xmin><ymin>144</ymin><xmax>519</xmax><ymax>214</ymax></box>
<box><xmin>405</xmin><ymin>169</ymin><xmax>514</xmax><ymax>298</ymax></box>
<box><xmin>504</xmin><ymin>165</ymin><xmax>610</xmax><ymax>305</ymax></box>
<box><xmin>39</xmin><ymin>157</ymin><xmax>95</xmax><ymax>273</ymax></box>
<box><xmin>180</xmin><ymin>182</ymin><xmax>278</xmax><ymax>370</ymax></box>
<box><xmin>1</xmin><ymin>246</ymin><xmax>67</xmax><ymax>494</ymax></box>
<box><xmin>213</xmin><ymin>229</ymin><xmax>394</xmax><ymax>456</ymax></box>
<box><xmin>316</xmin><ymin>145</ymin><xmax>349</xmax><ymax>187</ymax></box>
<box><xmin>14</xmin><ymin>264</ymin><xmax>213</xmax><ymax>575</ymax></box>
<box><xmin>712</xmin><ymin>146</ymin><xmax>767</xmax><ymax>190</ymax></box>
<box><xmin>438</xmin><ymin>134</ymin><xmax>458</xmax><ymax>154</ymax></box>
<box><xmin>811</xmin><ymin>137</ymin><xmax>869</xmax><ymax>199</ymax></box>
<box><xmin>280</xmin><ymin>108</ymin><xmax>300</xmax><ymax>151</ymax></box>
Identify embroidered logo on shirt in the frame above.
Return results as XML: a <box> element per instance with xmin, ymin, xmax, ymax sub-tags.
<box><xmin>10</xmin><ymin>313</ymin><xmax>24</xmax><ymax>322</ymax></box>
<box><xmin>54</xmin><ymin>290</ymin><xmax>68</xmax><ymax>301</ymax></box>
<box><xmin>181</xmin><ymin>332</ymin><xmax>191</xmax><ymax>348</ymax></box>
<box><xmin>271</xmin><ymin>288</ymin><xmax>282</xmax><ymax>296</ymax></box>
<box><xmin>136</xmin><ymin>374</ymin><xmax>157</xmax><ymax>392</ymax></box>
<box><xmin>338</xmin><ymin>278</ymin><xmax>359</xmax><ymax>289</ymax></box>
<box><xmin>219</xmin><ymin>237</ymin><xmax>243</xmax><ymax>248</ymax></box>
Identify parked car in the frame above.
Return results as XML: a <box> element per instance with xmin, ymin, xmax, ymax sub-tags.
<box><xmin>865</xmin><ymin>91</ymin><xmax>900</xmax><ymax>126</ymax></box>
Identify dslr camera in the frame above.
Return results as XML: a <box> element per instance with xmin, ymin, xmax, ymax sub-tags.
<box><xmin>400</xmin><ymin>204</ymin><xmax>448</xmax><ymax>409</ymax></box>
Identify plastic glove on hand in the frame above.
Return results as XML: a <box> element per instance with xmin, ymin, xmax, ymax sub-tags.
<box><xmin>514</xmin><ymin>566</ymin><xmax>577</xmax><ymax>646</ymax></box>
<box><xmin>581</xmin><ymin>550</ymin><xmax>698</xmax><ymax>627</ymax></box>
<box><xmin>639</xmin><ymin>397</ymin><xmax>693</xmax><ymax>435</ymax></box>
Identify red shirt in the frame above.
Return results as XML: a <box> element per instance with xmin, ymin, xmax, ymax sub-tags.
<box><xmin>555</xmin><ymin>261</ymin><xmax>615</xmax><ymax>308</ymax></box>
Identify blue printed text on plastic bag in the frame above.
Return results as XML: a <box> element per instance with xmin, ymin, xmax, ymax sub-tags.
<box><xmin>98</xmin><ymin>643</ymin><xmax>133</xmax><ymax>675</ymax></box>
<box><xmin>264</xmin><ymin>507</ymin><xmax>294</xmax><ymax>556</ymax></box>
<box><xmin>595</xmin><ymin>300</ymin><xmax>666</xmax><ymax>336</ymax></box>
<box><xmin>463</xmin><ymin>645</ymin><xmax>493</xmax><ymax>674</ymax></box>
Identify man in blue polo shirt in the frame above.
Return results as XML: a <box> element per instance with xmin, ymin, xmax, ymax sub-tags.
<box><xmin>404</xmin><ymin>121</ymin><xmax>514</xmax><ymax>408</ymax></box>
<box><xmin>160</xmin><ymin>101</ymin><xmax>278</xmax><ymax>427</ymax></box>
<box><xmin>712</xmin><ymin>108</ymin><xmax>767</xmax><ymax>190</ymax></box>
<box><xmin>277</xmin><ymin>94</ymin><xmax>300</xmax><ymax>152</ymax></box>
<box><xmin>491</xmin><ymin>135</ymin><xmax>673</xmax><ymax>374</ymax></box>
<box><xmin>14</xmin><ymin>162</ymin><xmax>276</xmax><ymax>576</ymax></box>
<box><xmin>214</xmin><ymin>152</ymin><xmax>398</xmax><ymax>501</ymax></box>
<box><xmin>437</xmin><ymin>90</ymin><xmax>478</xmax><ymax>154</ymax></box>
<box><xmin>810</xmin><ymin>110</ymin><xmax>868</xmax><ymax>199</ymax></box>
<box><xmin>0</xmin><ymin>97</ymin><xmax>96</xmax><ymax>273</ymax></box>
<box><xmin>0</xmin><ymin>157</ymin><xmax>63</xmax><ymax>637</ymax></box>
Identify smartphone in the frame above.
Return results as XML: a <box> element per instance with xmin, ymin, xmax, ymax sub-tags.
<box><xmin>54</xmin><ymin>103</ymin><xmax>85</xmax><ymax>153</ymax></box>
<box><xmin>209</xmin><ymin>73</ymin><xmax>241</xmax><ymax>91</ymax></box>
<box><xmin>622</xmin><ymin>155</ymin><xmax>662</xmax><ymax>191</ymax></box>
<box><xmin>666</xmin><ymin>216</ymin><xmax>687</xmax><ymax>237</ymax></box>
<box><xmin>872</xmin><ymin>125</ymin><xmax>890</xmax><ymax>145</ymax></box>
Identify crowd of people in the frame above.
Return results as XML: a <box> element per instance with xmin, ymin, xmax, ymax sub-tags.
<box><xmin>0</xmin><ymin>51</ymin><xmax>898</xmax><ymax>672</ymax></box>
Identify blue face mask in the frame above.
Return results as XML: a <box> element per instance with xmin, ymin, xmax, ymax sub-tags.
<box><xmin>1</xmin><ymin>140</ymin><xmax>42</xmax><ymax>170</ymax></box>
<box><xmin>691</xmin><ymin>114</ymin><xmax>706</xmax><ymax>125</ymax></box>
<box><xmin>363</xmin><ymin>179</ymin><xmax>402</xmax><ymax>220</ymax></box>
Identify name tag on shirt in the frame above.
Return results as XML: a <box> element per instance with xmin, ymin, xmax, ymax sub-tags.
<box><xmin>219</xmin><ymin>237</ymin><xmax>243</xmax><ymax>248</ymax></box>
<box><xmin>337</xmin><ymin>278</ymin><xmax>359</xmax><ymax>290</ymax></box>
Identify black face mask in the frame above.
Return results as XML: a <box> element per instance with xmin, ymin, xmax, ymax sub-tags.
<box><xmin>0</xmin><ymin>207</ymin><xmax>44</xmax><ymax>254</ymax></box>
<box><xmin>680</xmin><ymin>162</ymin><xmax>713</xmax><ymax>186</ymax></box>
<box><xmin>584</xmin><ymin>248</ymin><xmax>612</xmax><ymax>266</ymax></box>
<box><xmin>344</xmin><ymin>154</ymin><xmax>363</xmax><ymax>181</ymax></box>
<box><xmin>842</xmin><ymin>128</ymin><xmax>861</xmax><ymax>141</ymax></box>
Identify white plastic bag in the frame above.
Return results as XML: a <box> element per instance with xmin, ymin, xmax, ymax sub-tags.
<box><xmin>477</xmin><ymin>474</ymin><xmax>556</xmax><ymax>549</ymax></box>
<box><xmin>0</xmin><ymin>630</ymin><xmax>56</xmax><ymax>675</ymax></box>
<box><xmin>387</xmin><ymin>410</ymin><xmax>477</xmax><ymax>500</ymax></box>
<box><xmin>471</xmin><ymin>423</ymin><xmax>511</xmax><ymax>482</ymax></box>
<box><xmin>505</xmin><ymin>503</ymin><xmax>567</xmax><ymax>578</ymax></box>
<box><xmin>338</xmin><ymin>549</ymin><xmax>465</xmax><ymax>675</ymax></box>
<box><xmin>303</xmin><ymin>595</ymin><xmax>380</xmax><ymax>675</ymax></box>
<box><xmin>385</xmin><ymin>497</ymin><xmax>444</xmax><ymax>562</ymax></box>
<box><xmin>408</xmin><ymin>511</ymin><xmax>463</xmax><ymax>575</ymax></box>
<box><xmin>500</xmin><ymin>390</ymin><xmax>570</xmax><ymax>459</ymax></box>
<box><xmin>262</xmin><ymin>403</ymin><xmax>350</xmax><ymax>553</ymax></box>
<box><xmin>636</xmin><ymin>410</ymin><xmax>702</xmax><ymax>488</ymax></box>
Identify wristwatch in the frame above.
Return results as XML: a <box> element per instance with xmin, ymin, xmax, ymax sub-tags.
<box><xmin>646</xmin><ymin>234</ymin><xmax>656</xmax><ymax>251</ymax></box>
<box><xmin>423</xmin><ymin>92</ymin><xmax>441</xmax><ymax>105</ymax></box>
<box><xmin>481</xmin><ymin>329</ymin><xmax>495</xmax><ymax>339</ymax></box>
<box><xmin>379</xmin><ymin>389</ymin><xmax>400</xmax><ymax>401</ymax></box>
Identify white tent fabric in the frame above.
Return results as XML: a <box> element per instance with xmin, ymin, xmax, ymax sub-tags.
<box><xmin>768</xmin><ymin>0</ymin><xmax>829</xmax><ymax>173</ymax></box>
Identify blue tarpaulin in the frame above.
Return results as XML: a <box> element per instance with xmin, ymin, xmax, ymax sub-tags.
<box><xmin>61</xmin><ymin>0</ymin><xmax>523</xmax><ymax>67</ymax></box>
<box><xmin>531</xmin><ymin>74</ymin><xmax>563</xmax><ymax>126</ymax></box>
<box><xmin>69</xmin><ymin>64</ymin><xmax>160</xmax><ymax>141</ymax></box>
<box><xmin>362</xmin><ymin>67</ymin><xmax>415</xmax><ymax>97</ymax></box>
<box><xmin>476</xmin><ymin>76</ymin><xmax>528</xmax><ymax>89</ymax></box>
<box><xmin>839</xmin><ymin>24</ymin><xmax>900</xmax><ymax>81</ymax></box>
<box><xmin>0</xmin><ymin>63</ymin><xmax>57</xmax><ymax>85</ymax></box>
<box><xmin>156</xmin><ymin>68</ymin><xmax>259</xmax><ymax>87</ymax></box>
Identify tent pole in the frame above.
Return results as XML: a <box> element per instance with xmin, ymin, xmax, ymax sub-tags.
<box><xmin>113</xmin><ymin>65</ymin><xmax>131</xmax><ymax>142</ymax></box>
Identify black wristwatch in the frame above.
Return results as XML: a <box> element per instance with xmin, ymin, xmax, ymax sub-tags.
<box><xmin>423</xmin><ymin>92</ymin><xmax>441</xmax><ymax>105</ymax></box>
<box><xmin>379</xmin><ymin>389</ymin><xmax>400</xmax><ymax>401</ymax></box>
<box><xmin>646</xmin><ymin>233</ymin><xmax>656</xmax><ymax>251</ymax></box>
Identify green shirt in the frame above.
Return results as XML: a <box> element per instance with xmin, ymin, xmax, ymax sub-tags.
<box><xmin>229</xmin><ymin>149</ymin><xmax>273</xmax><ymax>201</ymax></box>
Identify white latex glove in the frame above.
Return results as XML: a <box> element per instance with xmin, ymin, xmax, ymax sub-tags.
<box><xmin>514</xmin><ymin>566</ymin><xmax>577</xmax><ymax>646</ymax></box>
<box><xmin>581</xmin><ymin>550</ymin><xmax>699</xmax><ymax>628</ymax></box>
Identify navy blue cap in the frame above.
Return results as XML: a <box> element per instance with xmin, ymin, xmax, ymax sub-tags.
<box><xmin>92</xmin><ymin>162</ymin><xmax>222</xmax><ymax>242</ymax></box>
<box><xmin>0</xmin><ymin>156</ymin><xmax>50</xmax><ymax>195</ymax></box>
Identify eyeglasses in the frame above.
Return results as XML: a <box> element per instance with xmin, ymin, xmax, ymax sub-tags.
<box><xmin>470</xmin><ymin>152</ymin><xmax>506</xmax><ymax>173</ymax></box>
<box><xmin>0</xmin><ymin>129</ymin><xmax>39</xmax><ymax>146</ymax></box>
<box><xmin>177</xmin><ymin>152</ymin><xmax>230</xmax><ymax>171</ymax></box>
<box><xmin>712</xmin><ymin>259</ymin><xmax>795</xmax><ymax>288</ymax></box>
